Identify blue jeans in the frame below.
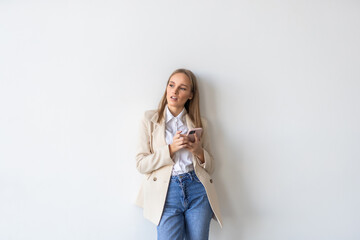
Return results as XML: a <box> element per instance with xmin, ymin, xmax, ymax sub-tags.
<box><xmin>157</xmin><ymin>171</ymin><xmax>213</xmax><ymax>240</ymax></box>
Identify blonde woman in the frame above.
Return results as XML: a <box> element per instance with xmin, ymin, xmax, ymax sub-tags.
<box><xmin>135</xmin><ymin>69</ymin><xmax>222</xmax><ymax>240</ymax></box>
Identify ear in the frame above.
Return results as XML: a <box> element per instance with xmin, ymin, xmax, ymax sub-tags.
<box><xmin>189</xmin><ymin>93</ymin><xmax>193</xmax><ymax>100</ymax></box>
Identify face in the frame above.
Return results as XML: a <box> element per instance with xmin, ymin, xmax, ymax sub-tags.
<box><xmin>166</xmin><ymin>73</ymin><xmax>193</xmax><ymax>109</ymax></box>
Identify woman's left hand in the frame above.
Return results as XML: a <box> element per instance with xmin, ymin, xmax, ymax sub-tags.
<box><xmin>185</xmin><ymin>134</ymin><xmax>205</xmax><ymax>163</ymax></box>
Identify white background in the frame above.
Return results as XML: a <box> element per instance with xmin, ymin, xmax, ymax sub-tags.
<box><xmin>1</xmin><ymin>0</ymin><xmax>360</xmax><ymax>239</ymax></box>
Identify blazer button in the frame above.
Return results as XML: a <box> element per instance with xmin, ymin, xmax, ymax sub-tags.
<box><xmin>153</xmin><ymin>177</ymin><xmax>157</xmax><ymax>181</ymax></box>
<box><xmin>210</xmin><ymin>179</ymin><xmax>213</xmax><ymax>183</ymax></box>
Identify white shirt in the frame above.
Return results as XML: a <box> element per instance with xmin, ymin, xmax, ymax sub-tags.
<box><xmin>165</xmin><ymin>105</ymin><xmax>194</xmax><ymax>176</ymax></box>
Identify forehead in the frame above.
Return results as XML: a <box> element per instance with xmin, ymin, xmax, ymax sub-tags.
<box><xmin>169</xmin><ymin>73</ymin><xmax>191</xmax><ymax>86</ymax></box>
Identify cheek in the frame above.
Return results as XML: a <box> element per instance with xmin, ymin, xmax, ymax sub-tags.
<box><xmin>180</xmin><ymin>92</ymin><xmax>191</xmax><ymax>100</ymax></box>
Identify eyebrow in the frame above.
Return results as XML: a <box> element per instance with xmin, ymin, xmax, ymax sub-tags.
<box><xmin>169</xmin><ymin>81</ymin><xmax>189</xmax><ymax>88</ymax></box>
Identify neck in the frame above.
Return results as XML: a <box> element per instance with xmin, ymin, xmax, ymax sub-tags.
<box><xmin>168</xmin><ymin>105</ymin><xmax>184</xmax><ymax>117</ymax></box>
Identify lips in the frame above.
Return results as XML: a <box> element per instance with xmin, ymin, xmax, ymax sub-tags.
<box><xmin>170</xmin><ymin>96</ymin><xmax>178</xmax><ymax>100</ymax></box>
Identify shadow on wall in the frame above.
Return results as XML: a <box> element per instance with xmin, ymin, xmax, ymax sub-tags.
<box><xmin>199</xmin><ymin>76</ymin><xmax>254</xmax><ymax>238</ymax></box>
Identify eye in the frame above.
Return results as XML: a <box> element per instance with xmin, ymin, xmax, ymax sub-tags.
<box><xmin>180</xmin><ymin>88</ymin><xmax>186</xmax><ymax>91</ymax></box>
<box><xmin>169</xmin><ymin>84</ymin><xmax>174</xmax><ymax>87</ymax></box>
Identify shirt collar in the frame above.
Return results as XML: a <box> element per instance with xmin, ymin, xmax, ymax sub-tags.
<box><xmin>166</xmin><ymin>105</ymin><xmax>187</xmax><ymax>123</ymax></box>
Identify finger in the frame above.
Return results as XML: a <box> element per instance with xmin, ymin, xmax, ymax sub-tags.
<box><xmin>194</xmin><ymin>134</ymin><xmax>199</xmax><ymax>142</ymax></box>
<box><xmin>181</xmin><ymin>135</ymin><xmax>189</xmax><ymax>140</ymax></box>
<box><xmin>181</xmin><ymin>137</ymin><xmax>189</xmax><ymax>144</ymax></box>
<box><xmin>182</xmin><ymin>140</ymin><xmax>189</xmax><ymax>146</ymax></box>
<box><xmin>174</xmin><ymin>131</ymin><xmax>182</xmax><ymax>139</ymax></box>
<box><xmin>175</xmin><ymin>138</ymin><xmax>187</xmax><ymax>146</ymax></box>
<box><xmin>185</xmin><ymin>145</ymin><xmax>194</xmax><ymax>151</ymax></box>
<box><xmin>173</xmin><ymin>139</ymin><xmax>183</xmax><ymax>146</ymax></box>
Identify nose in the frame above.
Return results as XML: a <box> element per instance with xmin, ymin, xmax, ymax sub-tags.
<box><xmin>172</xmin><ymin>88</ymin><xmax>178</xmax><ymax>95</ymax></box>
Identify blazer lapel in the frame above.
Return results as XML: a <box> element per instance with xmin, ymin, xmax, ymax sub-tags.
<box><xmin>186</xmin><ymin>114</ymin><xmax>203</xmax><ymax>167</ymax></box>
<box><xmin>151</xmin><ymin>111</ymin><xmax>167</xmax><ymax>148</ymax></box>
<box><xmin>185</xmin><ymin>114</ymin><xmax>195</xmax><ymax>130</ymax></box>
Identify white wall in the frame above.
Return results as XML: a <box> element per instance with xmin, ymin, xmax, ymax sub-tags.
<box><xmin>1</xmin><ymin>0</ymin><xmax>359</xmax><ymax>239</ymax></box>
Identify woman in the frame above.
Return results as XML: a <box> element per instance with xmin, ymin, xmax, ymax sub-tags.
<box><xmin>135</xmin><ymin>68</ymin><xmax>222</xmax><ymax>240</ymax></box>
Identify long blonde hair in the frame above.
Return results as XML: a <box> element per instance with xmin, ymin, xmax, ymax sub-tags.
<box><xmin>157</xmin><ymin>68</ymin><xmax>203</xmax><ymax>128</ymax></box>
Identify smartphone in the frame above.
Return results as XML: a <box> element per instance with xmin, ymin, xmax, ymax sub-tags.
<box><xmin>186</xmin><ymin>128</ymin><xmax>203</xmax><ymax>142</ymax></box>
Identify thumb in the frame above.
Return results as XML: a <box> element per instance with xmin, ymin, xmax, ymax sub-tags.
<box><xmin>194</xmin><ymin>133</ymin><xmax>198</xmax><ymax>141</ymax></box>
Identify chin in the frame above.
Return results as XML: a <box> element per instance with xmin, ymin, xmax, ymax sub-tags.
<box><xmin>168</xmin><ymin>102</ymin><xmax>182</xmax><ymax>108</ymax></box>
<box><xmin>167</xmin><ymin>102</ymin><xmax>177</xmax><ymax>107</ymax></box>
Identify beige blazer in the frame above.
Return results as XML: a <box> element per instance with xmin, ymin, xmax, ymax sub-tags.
<box><xmin>135</xmin><ymin>109</ymin><xmax>223</xmax><ymax>228</ymax></box>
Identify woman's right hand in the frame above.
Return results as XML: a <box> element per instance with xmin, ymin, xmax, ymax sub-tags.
<box><xmin>169</xmin><ymin>131</ymin><xmax>189</xmax><ymax>158</ymax></box>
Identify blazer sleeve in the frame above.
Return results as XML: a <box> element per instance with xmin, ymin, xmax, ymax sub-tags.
<box><xmin>194</xmin><ymin>118</ymin><xmax>215</xmax><ymax>175</ymax></box>
<box><xmin>135</xmin><ymin>112</ymin><xmax>174</xmax><ymax>174</ymax></box>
